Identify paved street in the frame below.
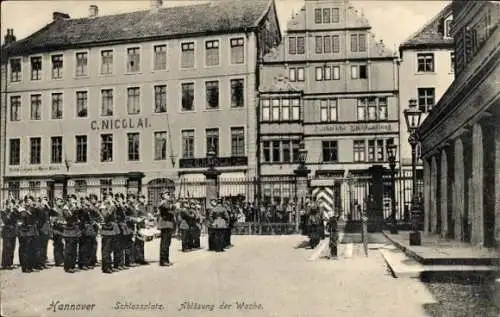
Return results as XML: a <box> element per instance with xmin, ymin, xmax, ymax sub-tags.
<box><xmin>1</xmin><ymin>235</ymin><xmax>437</xmax><ymax>317</ymax></box>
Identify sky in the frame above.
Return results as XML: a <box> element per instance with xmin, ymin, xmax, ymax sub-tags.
<box><xmin>0</xmin><ymin>0</ymin><xmax>450</xmax><ymax>50</ymax></box>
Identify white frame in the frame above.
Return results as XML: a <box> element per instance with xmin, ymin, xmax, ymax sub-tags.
<box><xmin>180</xmin><ymin>128</ymin><xmax>196</xmax><ymax>159</ymax></box>
<box><xmin>28</xmin><ymin>54</ymin><xmax>43</xmax><ymax>81</ymax></box>
<box><xmin>125</xmin><ymin>131</ymin><xmax>142</xmax><ymax>163</ymax></box>
<box><xmin>49</xmin><ymin>135</ymin><xmax>64</xmax><ymax>165</ymax></box>
<box><xmin>8</xmin><ymin>137</ymin><xmax>21</xmax><ymax>166</ymax></box>
<box><xmin>29</xmin><ymin>91</ymin><xmax>43</xmax><ymax>121</ymax></box>
<box><xmin>8</xmin><ymin>57</ymin><xmax>23</xmax><ymax>83</ymax></box>
<box><xmin>204</xmin><ymin>38</ymin><xmax>221</xmax><ymax>68</ymax></box>
<box><xmin>126</xmin><ymin>85</ymin><xmax>142</xmax><ymax>115</ymax></box>
<box><xmin>99</xmin><ymin>48</ymin><xmax>115</xmax><ymax>76</ymax></box>
<box><xmin>228</xmin><ymin>77</ymin><xmax>245</xmax><ymax>109</ymax></box>
<box><xmin>49</xmin><ymin>52</ymin><xmax>64</xmax><ymax>80</ymax></box>
<box><xmin>152</xmin><ymin>130</ymin><xmax>168</xmax><ymax>161</ymax></box>
<box><xmin>180</xmin><ymin>81</ymin><xmax>196</xmax><ymax>112</ymax></box>
<box><xmin>74</xmin><ymin>49</ymin><xmax>90</xmax><ymax>78</ymax></box>
<box><xmin>99</xmin><ymin>132</ymin><xmax>114</xmax><ymax>163</ymax></box>
<box><xmin>204</xmin><ymin>79</ymin><xmax>221</xmax><ymax>110</ymax></box>
<box><xmin>229</xmin><ymin>125</ymin><xmax>246</xmax><ymax>156</ymax></box>
<box><xmin>204</xmin><ymin>127</ymin><xmax>220</xmax><ymax>155</ymax></box>
<box><xmin>74</xmin><ymin>134</ymin><xmax>89</xmax><ymax>165</ymax></box>
<box><xmin>100</xmin><ymin>87</ymin><xmax>115</xmax><ymax>117</ymax></box>
<box><xmin>124</xmin><ymin>44</ymin><xmax>143</xmax><ymax>74</ymax></box>
<box><xmin>180</xmin><ymin>40</ymin><xmax>196</xmax><ymax>69</ymax></box>
<box><xmin>49</xmin><ymin>90</ymin><xmax>64</xmax><ymax>121</ymax></box>
<box><xmin>74</xmin><ymin>88</ymin><xmax>90</xmax><ymax>119</ymax></box>
<box><xmin>152</xmin><ymin>83</ymin><xmax>168</xmax><ymax>114</ymax></box>
<box><xmin>228</xmin><ymin>36</ymin><xmax>245</xmax><ymax>66</ymax></box>
<box><xmin>151</xmin><ymin>42</ymin><xmax>169</xmax><ymax>72</ymax></box>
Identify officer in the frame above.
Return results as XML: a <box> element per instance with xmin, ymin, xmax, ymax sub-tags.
<box><xmin>134</xmin><ymin>194</ymin><xmax>150</xmax><ymax>265</ymax></box>
<box><xmin>114</xmin><ymin>193</ymin><xmax>128</xmax><ymax>270</ymax></box>
<box><xmin>37</xmin><ymin>197</ymin><xmax>52</xmax><ymax>269</ymax></box>
<box><xmin>178</xmin><ymin>201</ymin><xmax>190</xmax><ymax>252</ymax></box>
<box><xmin>124</xmin><ymin>194</ymin><xmax>139</xmax><ymax>267</ymax></box>
<box><xmin>88</xmin><ymin>194</ymin><xmax>102</xmax><ymax>268</ymax></box>
<box><xmin>18</xmin><ymin>198</ymin><xmax>38</xmax><ymax>273</ymax></box>
<box><xmin>51</xmin><ymin>198</ymin><xmax>66</xmax><ymax>267</ymax></box>
<box><xmin>78</xmin><ymin>196</ymin><xmax>94</xmax><ymax>270</ymax></box>
<box><xmin>207</xmin><ymin>199</ymin><xmax>217</xmax><ymax>251</ymax></box>
<box><xmin>211</xmin><ymin>199</ymin><xmax>229</xmax><ymax>252</ymax></box>
<box><xmin>100</xmin><ymin>198</ymin><xmax>118</xmax><ymax>274</ymax></box>
<box><xmin>1</xmin><ymin>200</ymin><xmax>18</xmax><ymax>270</ymax></box>
<box><xmin>29</xmin><ymin>197</ymin><xmax>43</xmax><ymax>270</ymax></box>
<box><xmin>63</xmin><ymin>195</ymin><xmax>81</xmax><ymax>273</ymax></box>
<box><xmin>157</xmin><ymin>190</ymin><xmax>175</xmax><ymax>266</ymax></box>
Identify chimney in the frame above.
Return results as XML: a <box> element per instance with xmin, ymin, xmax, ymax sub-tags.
<box><xmin>151</xmin><ymin>0</ymin><xmax>163</xmax><ymax>14</ymax></box>
<box><xmin>89</xmin><ymin>5</ymin><xmax>98</xmax><ymax>18</ymax></box>
<box><xmin>53</xmin><ymin>12</ymin><xmax>70</xmax><ymax>21</ymax></box>
<box><xmin>3</xmin><ymin>29</ymin><xmax>16</xmax><ymax>45</ymax></box>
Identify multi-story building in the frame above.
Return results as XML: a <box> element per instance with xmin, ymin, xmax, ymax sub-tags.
<box><xmin>398</xmin><ymin>4</ymin><xmax>454</xmax><ymax>218</ymax></box>
<box><xmin>0</xmin><ymin>0</ymin><xmax>281</xmax><ymax>205</ymax></box>
<box><xmin>419</xmin><ymin>0</ymin><xmax>500</xmax><ymax>247</ymax></box>
<box><xmin>258</xmin><ymin>0</ymin><xmax>399</xmax><ymax>217</ymax></box>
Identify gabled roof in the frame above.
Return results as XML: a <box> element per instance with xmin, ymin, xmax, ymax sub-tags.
<box><xmin>399</xmin><ymin>3</ymin><xmax>453</xmax><ymax>51</ymax></box>
<box><xmin>2</xmin><ymin>0</ymin><xmax>272</xmax><ymax>56</ymax></box>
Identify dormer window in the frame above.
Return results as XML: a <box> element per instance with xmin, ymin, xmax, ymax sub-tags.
<box><xmin>444</xmin><ymin>16</ymin><xmax>453</xmax><ymax>38</ymax></box>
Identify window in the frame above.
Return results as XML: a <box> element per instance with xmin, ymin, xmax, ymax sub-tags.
<box><xmin>182</xmin><ymin>130</ymin><xmax>194</xmax><ymax>158</ymax></box>
<box><xmin>205</xmin><ymin>40</ymin><xmax>219</xmax><ymax>66</ymax></box>
<box><xmin>282</xmin><ymin>141</ymin><xmax>291</xmax><ymax>162</ymax></box>
<box><xmin>10</xmin><ymin>96</ymin><xmax>21</xmax><ymax>121</ymax></box>
<box><xmin>350</xmin><ymin>34</ymin><xmax>366</xmax><ymax>52</ymax></box>
<box><xmin>30</xmin><ymin>94</ymin><xmax>41</xmax><ymax>120</ymax></box>
<box><xmin>351</xmin><ymin>65</ymin><xmax>367</xmax><ymax>79</ymax></box>
<box><xmin>31</xmin><ymin>57</ymin><xmax>42</xmax><ymax>80</ymax></box>
<box><xmin>100</xmin><ymin>134</ymin><xmax>113</xmax><ymax>162</ymax></box>
<box><xmin>181</xmin><ymin>83</ymin><xmax>194</xmax><ymax>111</ymax></box>
<box><xmin>289</xmin><ymin>67</ymin><xmax>305</xmax><ymax>81</ymax></box>
<box><xmin>323</xmin><ymin>8</ymin><xmax>331</xmax><ymax>23</ymax></box>
<box><xmin>353</xmin><ymin>140</ymin><xmax>365</xmax><ymax>162</ymax></box>
<box><xmin>76</xmin><ymin>91</ymin><xmax>88</xmax><ymax>117</ymax></box>
<box><xmin>206</xmin><ymin>128</ymin><xmax>219</xmax><ymax>156</ymax></box>
<box><xmin>75</xmin><ymin>52</ymin><xmax>88</xmax><ymax>77</ymax></box>
<box><xmin>262</xmin><ymin>141</ymin><xmax>271</xmax><ymax>162</ymax></box>
<box><xmin>332</xmin><ymin>35</ymin><xmax>340</xmax><ymax>53</ymax></box>
<box><xmin>154</xmin><ymin>131</ymin><xmax>167</xmax><ymax>160</ymax></box>
<box><xmin>357</xmin><ymin>97</ymin><xmax>388</xmax><ymax>121</ymax></box>
<box><xmin>282</xmin><ymin>99</ymin><xmax>290</xmax><ymax>120</ymax></box>
<box><xmin>261</xmin><ymin>99</ymin><xmax>270</xmax><ymax>121</ymax></box>
<box><xmin>291</xmin><ymin>99</ymin><xmax>300</xmax><ymax>120</ymax></box>
<box><xmin>101</xmin><ymin>50</ymin><xmax>113</xmax><ymax>74</ymax></box>
<box><xmin>289</xmin><ymin>36</ymin><xmax>305</xmax><ymax>55</ymax></box>
<box><xmin>272</xmin><ymin>99</ymin><xmax>280</xmax><ymax>121</ymax></box>
<box><xmin>376</xmin><ymin>139</ymin><xmax>384</xmax><ymax>161</ymax></box>
<box><xmin>153</xmin><ymin>45</ymin><xmax>167</xmax><ymax>70</ymax></box>
<box><xmin>100</xmin><ymin>179</ymin><xmax>112</xmax><ymax>199</ymax></box>
<box><xmin>51</xmin><ymin>93</ymin><xmax>63</xmax><ymax>119</ymax></box>
<box><xmin>231</xmin><ymin>127</ymin><xmax>245</xmax><ymax>156</ymax></box>
<box><xmin>51</xmin><ymin>136</ymin><xmax>62</xmax><ymax>164</ymax></box>
<box><xmin>9</xmin><ymin>139</ymin><xmax>20</xmax><ymax>165</ymax></box>
<box><xmin>231</xmin><ymin>79</ymin><xmax>244</xmax><ymax>108</ymax></box>
<box><xmin>74</xmin><ymin>180</ymin><xmax>87</xmax><ymax>194</ymax></box>
<box><xmin>444</xmin><ymin>18</ymin><xmax>452</xmax><ymax>38</ymax></box>
<box><xmin>8</xmin><ymin>181</ymin><xmax>20</xmax><ymax>200</ymax></box>
<box><xmin>417</xmin><ymin>53</ymin><xmax>434</xmax><ymax>72</ymax></box>
<box><xmin>29</xmin><ymin>181</ymin><xmax>41</xmax><ymax>196</ymax></box>
<box><xmin>127</xmin><ymin>133</ymin><xmax>140</xmax><ymax>161</ymax></box>
<box><xmin>230</xmin><ymin>38</ymin><xmax>244</xmax><ymax>64</ymax></box>
<box><xmin>366</xmin><ymin>139</ymin><xmax>390</xmax><ymax>162</ymax></box>
<box><xmin>292</xmin><ymin>140</ymin><xmax>300</xmax><ymax>162</ymax></box>
<box><xmin>154</xmin><ymin>85</ymin><xmax>167</xmax><ymax>113</ymax></box>
<box><xmin>315</xmin><ymin>67</ymin><xmax>323</xmax><ymax>81</ymax></box>
<box><xmin>450</xmin><ymin>52</ymin><xmax>455</xmax><ymax>73</ymax></box>
<box><xmin>30</xmin><ymin>137</ymin><xmax>41</xmax><ymax>164</ymax></box>
<box><xmin>75</xmin><ymin>135</ymin><xmax>87</xmax><ymax>163</ymax></box>
<box><xmin>205</xmin><ymin>81</ymin><xmax>219</xmax><ymax>109</ymax></box>
<box><xmin>322</xmin><ymin>141</ymin><xmax>338</xmax><ymax>162</ymax></box>
<box><xmin>315</xmin><ymin>36</ymin><xmax>323</xmax><ymax>54</ymax></box>
<box><xmin>320</xmin><ymin>99</ymin><xmax>337</xmax><ymax>122</ymax></box>
<box><xmin>10</xmin><ymin>58</ymin><xmax>21</xmax><ymax>82</ymax></box>
<box><xmin>324</xmin><ymin>66</ymin><xmax>331</xmax><ymax>80</ymax></box>
<box><xmin>127</xmin><ymin>87</ymin><xmax>140</xmax><ymax>114</ymax></box>
<box><xmin>272</xmin><ymin>141</ymin><xmax>280</xmax><ymax>162</ymax></box>
<box><xmin>181</xmin><ymin>42</ymin><xmax>195</xmax><ymax>68</ymax></box>
<box><xmin>324</xmin><ymin>36</ymin><xmax>332</xmax><ymax>53</ymax></box>
<box><xmin>368</xmin><ymin>140</ymin><xmax>375</xmax><ymax>161</ymax></box>
<box><xmin>332</xmin><ymin>8</ymin><xmax>340</xmax><ymax>23</ymax></box>
<box><xmin>101</xmin><ymin>89</ymin><xmax>113</xmax><ymax>116</ymax></box>
<box><xmin>332</xmin><ymin>66</ymin><xmax>340</xmax><ymax>80</ymax></box>
<box><xmin>315</xmin><ymin>8</ymin><xmax>322</xmax><ymax>24</ymax></box>
<box><xmin>127</xmin><ymin>47</ymin><xmax>141</xmax><ymax>72</ymax></box>
<box><xmin>51</xmin><ymin>55</ymin><xmax>63</xmax><ymax>79</ymax></box>
<box><xmin>418</xmin><ymin>88</ymin><xmax>435</xmax><ymax>112</ymax></box>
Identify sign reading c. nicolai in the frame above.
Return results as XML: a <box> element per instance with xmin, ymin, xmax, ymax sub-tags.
<box><xmin>312</xmin><ymin>122</ymin><xmax>395</xmax><ymax>134</ymax></box>
<box><xmin>90</xmin><ymin>117</ymin><xmax>152</xmax><ymax>131</ymax></box>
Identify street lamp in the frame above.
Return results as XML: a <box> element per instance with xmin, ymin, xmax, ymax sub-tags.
<box><xmin>294</xmin><ymin>140</ymin><xmax>310</xmax><ymax>233</ymax></box>
<box><xmin>204</xmin><ymin>145</ymin><xmax>221</xmax><ymax>199</ymax></box>
<box><xmin>386</xmin><ymin>143</ymin><xmax>398</xmax><ymax>234</ymax></box>
<box><xmin>403</xmin><ymin>98</ymin><xmax>423</xmax><ymax>245</ymax></box>
<box><xmin>346</xmin><ymin>172</ymin><xmax>354</xmax><ymax>221</ymax></box>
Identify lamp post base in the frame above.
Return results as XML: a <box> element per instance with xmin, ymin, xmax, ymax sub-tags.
<box><xmin>409</xmin><ymin>231</ymin><xmax>421</xmax><ymax>245</ymax></box>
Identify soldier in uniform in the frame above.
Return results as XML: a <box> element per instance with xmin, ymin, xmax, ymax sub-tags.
<box><xmin>100</xmin><ymin>198</ymin><xmax>118</xmax><ymax>274</ymax></box>
<box><xmin>226</xmin><ymin>202</ymin><xmax>236</xmax><ymax>248</ymax></box>
<box><xmin>18</xmin><ymin>197</ymin><xmax>39</xmax><ymax>273</ymax></box>
<box><xmin>88</xmin><ymin>194</ymin><xmax>102</xmax><ymax>268</ymax></box>
<box><xmin>192</xmin><ymin>202</ymin><xmax>202</xmax><ymax>249</ymax></box>
<box><xmin>114</xmin><ymin>193</ymin><xmax>128</xmax><ymax>270</ymax></box>
<box><xmin>211</xmin><ymin>199</ymin><xmax>229</xmax><ymax>252</ymax></box>
<box><xmin>37</xmin><ymin>197</ymin><xmax>52</xmax><ymax>269</ymax></box>
<box><xmin>327</xmin><ymin>215</ymin><xmax>339</xmax><ymax>259</ymax></box>
<box><xmin>63</xmin><ymin>195</ymin><xmax>81</xmax><ymax>273</ymax></box>
<box><xmin>134</xmin><ymin>194</ymin><xmax>150</xmax><ymax>265</ymax></box>
<box><xmin>307</xmin><ymin>202</ymin><xmax>323</xmax><ymax>249</ymax></box>
<box><xmin>207</xmin><ymin>199</ymin><xmax>217</xmax><ymax>251</ymax></box>
<box><xmin>124</xmin><ymin>194</ymin><xmax>139</xmax><ymax>267</ymax></box>
<box><xmin>178</xmin><ymin>201</ymin><xmax>190</xmax><ymax>252</ymax></box>
<box><xmin>78</xmin><ymin>196</ymin><xmax>97</xmax><ymax>270</ymax></box>
<box><xmin>1</xmin><ymin>200</ymin><xmax>18</xmax><ymax>270</ymax></box>
<box><xmin>51</xmin><ymin>198</ymin><xmax>66</xmax><ymax>267</ymax></box>
<box><xmin>157</xmin><ymin>190</ymin><xmax>175</xmax><ymax>266</ymax></box>
<box><xmin>29</xmin><ymin>197</ymin><xmax>43</xmax><ymax>270</ymax></box>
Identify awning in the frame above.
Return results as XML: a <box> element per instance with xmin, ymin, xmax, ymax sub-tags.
<box><xmin>219</xmin><ymin>172</ymin><xmax>248</xmax><ymax>198</ymax></box>
<box><xmin>177</xmin><ymin>174</ymin><xmax>205</xmax><ymax>199</ymax></box>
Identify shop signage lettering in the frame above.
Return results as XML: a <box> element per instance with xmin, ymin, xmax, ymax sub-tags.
<box><xmin>90</xmin><ymin>117</ymin><xmax>151</xmax><ymax>131</ymax></box>
<box><xmin>8</xmin><ymin>166</ymin><xmax>60</xmax><ymax>173</ymax></box>
<box><xmin>315</xmin><ymin>123</ymin><xmax>394</xmax><ymax>133</ymax></box>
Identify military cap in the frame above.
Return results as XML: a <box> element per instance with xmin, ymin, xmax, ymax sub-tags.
<box><xmin>69</xmin><ymin>194</ymin><xmax>77</xmax><ymax>200</ymax></box>
<box><xmin>127</xmin><ymin>193</ymin><xmax>136</xmax><ymax>199</ymax></box>
<box><xmin>210</xmin><ymin>199</ymin><xmax>217</xmax><ymax>206</ymax></box>
<box><xmin>139</xmin><ymin>194</ymin><xmax>146</xmax><ymax>199</ymax></box>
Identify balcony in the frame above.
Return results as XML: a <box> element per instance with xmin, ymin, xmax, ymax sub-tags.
<box><xmin>179</xmin><ymin>156</ymin><xmax>248</xmax><ymax>169</ymax></box>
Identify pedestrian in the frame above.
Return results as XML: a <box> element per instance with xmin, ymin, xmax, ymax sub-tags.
<box><xmin>134</xmin><ymin>194</ymin><xmax>150</xmax><ymax>265</ymax></box>
<box><xmin>51</xmin><ymin>198</ymin><xmax>65</xmax><ymax>267</ymax></box>
<box><xmin>157</xmin><ymin>190</ymin><xmax>175</xmax><ymax>266</ymax></box>
<box><xmin>63</xmin><ymin>195</ymin><xmax>81</xmax><ymax>273</ymax></box>
<box><xmin>1</xmin><ymin>200</ymin><xmax>18</xmax><ymax>270</ymax></box>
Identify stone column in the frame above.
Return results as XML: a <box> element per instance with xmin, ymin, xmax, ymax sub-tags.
<box><xmin>423</xmin><ymin>157</ymin><xmax>431</xmax><ymax>235</ymax></box>
<box><xmin>472</xmin><ymin>122</ymin><xmax>484</xmax><ymax>247</ymax></box>
<box><xmin>453</xmin><ymin>137</ymin><xmax>465</xmax><ymax>241</ymax></box>
<box><xmin>440</xmin><ymin>148</ymin><xmax>448</xmax><ymax>238</ymax></box>
<box><xmin>430</xmin><ymin>155</ymin><xmax>438</xmax><ymax>234</ymax></box>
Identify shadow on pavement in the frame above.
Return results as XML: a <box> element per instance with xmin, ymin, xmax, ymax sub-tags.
<box><xmin>293</xmin><ymin>240</ymin><xmax>312</xmax><ymax>249</ymax></box>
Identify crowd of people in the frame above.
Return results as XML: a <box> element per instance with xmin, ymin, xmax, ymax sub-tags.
<box><xmin>0</xmin><ymin>190</ymin><xmax>238</xmax><ymax>274</ymax></box>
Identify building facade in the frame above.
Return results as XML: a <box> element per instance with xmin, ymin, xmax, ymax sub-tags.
<box><xmin>419</xmin><ymin>0</ymin><xmax>500</xmax><ymax>248</ymax></box>
<box><xmin>0</xmin><ymin>0</ymin><xmax>281</xmax><ymax>205</ymax></box>
<box><xmin>398</xmin><ymin>4</ymin><xmax>454</xmax><ymax>218</ymax></box>
<box><xmin>258</xmin><ymin>0</ymin><xmax>399</xmax><ymax>218</ymax></box>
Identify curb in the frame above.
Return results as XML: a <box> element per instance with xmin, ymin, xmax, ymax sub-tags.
<box><xmin>382</xmin><ymin>231</ymin><xmax>425</xmax><ymax>263</ymax></box>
